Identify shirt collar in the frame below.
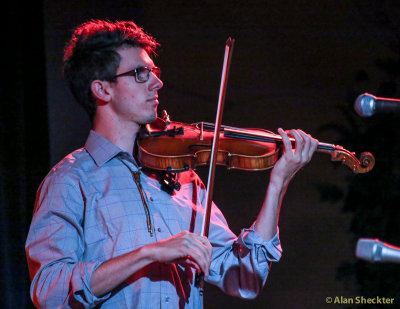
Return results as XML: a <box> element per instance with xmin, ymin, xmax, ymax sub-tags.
<box><xmin>85</xmin><ymin>130</ymin><xmax>124</xmax><ymax>167</ymax></box>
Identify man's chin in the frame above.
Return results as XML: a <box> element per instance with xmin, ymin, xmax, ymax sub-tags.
<box><xmin>140</xmin><ymin>112</ymin><xmax>157</xmax><ymax>125</ymax></box>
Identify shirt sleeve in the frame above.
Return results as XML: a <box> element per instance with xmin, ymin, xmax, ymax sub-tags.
<box><xmin>25</xmin><ymin>171</ymin><xmax>111</xmax><ymax>308</ymax></box>
<box><xmin>205</xmin><ymin>202</ymin><xmax>282</xmax><ymax>299</ymax></box>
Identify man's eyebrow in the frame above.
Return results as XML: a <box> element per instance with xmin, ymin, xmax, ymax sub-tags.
<box><xmin>133</xmin><ymin>61</ymin><xmax>155</xmax><ymax>68</ymax></box>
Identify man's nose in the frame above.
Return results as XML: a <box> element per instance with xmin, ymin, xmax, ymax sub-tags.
<box><xmin>149</xmin><ymin>72</ymin><xmax>163</xmax><ymax>90</ymax></box>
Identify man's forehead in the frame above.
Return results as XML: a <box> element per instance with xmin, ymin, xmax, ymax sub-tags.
<box><xmin>117</xmin><ymin>46</ymin><xmax>154</xmax><ymax>67</ymax></box>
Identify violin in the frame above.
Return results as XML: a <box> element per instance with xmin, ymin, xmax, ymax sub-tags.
<box><xmin>137</xmin><ymin>110</ymin><xmax>375</xmax><ymax>174</ymax></box>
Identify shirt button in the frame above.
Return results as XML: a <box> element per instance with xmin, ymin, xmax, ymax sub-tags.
<box><xmin>150</xmin><ymin>196</ymin><xmax>154</xmax><ymax>201</ymax></box>
<box><xmin>157</xmin><ymin>227</ymin><xmax>162</xmax><ymax>232</ymax></box>
<box><xmin>165</xmin><ymin>296</ymin><xmax>170</xmax><ymax>302</ymax></box>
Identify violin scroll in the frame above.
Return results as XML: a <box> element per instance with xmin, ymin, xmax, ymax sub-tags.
<box><xmin>329</xmin><ymin>146</ymin><xmax>375</xmax><ymax>173</ymax></box>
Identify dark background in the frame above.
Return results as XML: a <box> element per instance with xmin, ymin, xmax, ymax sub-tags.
<box><xmin>2</xmin><ymin>1</ymin><xmax>400</xmax><ymax>308</ymax></box>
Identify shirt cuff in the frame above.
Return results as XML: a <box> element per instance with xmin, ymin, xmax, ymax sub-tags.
<box><xmin>72</xmin><ymin>261</ymin><xmax>112</xmax><ymax>306</ymax></box>
<box><xmin>238</xmin><ymin>224</ymin><xmax>282</xmax><ymax>262</ymax></box>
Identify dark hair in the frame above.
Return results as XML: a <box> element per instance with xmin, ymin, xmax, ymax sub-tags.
<box><xmin>63</xmin><ymin>20</ymin><xmax>159</xmax><ymax>120</ymax></box>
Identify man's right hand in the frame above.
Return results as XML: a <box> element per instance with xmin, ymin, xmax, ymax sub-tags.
<box><xmin>149</xmin><ymin>231</ymin><xmax>212</xmax><ymax>276</ymax></box>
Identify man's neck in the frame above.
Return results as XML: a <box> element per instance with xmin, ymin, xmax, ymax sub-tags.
<box><xmin>93</xmin><ymin>113</ymin><xmax>140</xmax><ymax>154</ymax></box>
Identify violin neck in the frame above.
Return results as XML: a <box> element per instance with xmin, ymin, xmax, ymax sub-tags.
<box><xmin>222</xmin><ymin>127</ymin><xmax>336</xmax><ymax>152</ymax></box>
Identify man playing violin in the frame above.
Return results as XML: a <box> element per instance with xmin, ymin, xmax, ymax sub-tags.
<box><xmin>25</xmin><ymin>20</ymin><xmax>318</xmax><ymax>308</ymax></box>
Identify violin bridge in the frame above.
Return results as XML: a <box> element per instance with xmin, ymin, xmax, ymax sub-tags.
<box><xmin>162</xmin><ymin>109</ymin><xmax>171</xmax><ymax>125</ymax></box>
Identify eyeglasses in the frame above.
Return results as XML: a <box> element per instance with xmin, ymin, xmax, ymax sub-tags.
<box><xmin>114</xmin><ymin>66</ymin><xmax>161</xmax><ymax>83</ymax></box>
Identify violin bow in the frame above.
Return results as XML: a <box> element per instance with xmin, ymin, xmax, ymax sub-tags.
<box><xmin>195</xmin><ymin>37</ymin><xmax>235</xmax><ymax>295</ymax></box>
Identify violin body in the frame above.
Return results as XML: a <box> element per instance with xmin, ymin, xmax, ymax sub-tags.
<box><xmin>138</xmin><ymin>117</ymin><xmax>280</xmax><ymax>172</ymax></box>
<box><xmin>137</xmin><ymin>112</ymin><xmax>375</xmax><ymax>174</ymax></box>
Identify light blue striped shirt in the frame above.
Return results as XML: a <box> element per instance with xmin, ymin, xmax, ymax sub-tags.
<box><xmin>25</xmin><ymin>130</ymin><xmax>282</xmax><ymax>308</ymax></box>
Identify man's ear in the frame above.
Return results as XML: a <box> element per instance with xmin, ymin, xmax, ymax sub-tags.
<box><xmin>90</xmin><ymin>80</ymin><xmax>112</xmax><ymax>102</ymax></box>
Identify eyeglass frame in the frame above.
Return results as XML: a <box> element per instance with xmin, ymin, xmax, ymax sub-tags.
<box><xmin>114</xmin><ymin>66</ymin><xmax>161</xmax><ymax>83</ymax></box>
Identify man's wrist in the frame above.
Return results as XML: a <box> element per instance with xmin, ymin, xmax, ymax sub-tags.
<box><xmin>138</xmin><ymin>243</ymin><xmax>158</xmax><ymax>265</ymax></box>
<box><xmin>268</xmin><ymin>175</ymin><xmax>288</xmax><ymax>193</ymax></box>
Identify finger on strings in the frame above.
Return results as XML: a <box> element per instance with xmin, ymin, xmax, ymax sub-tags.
<box><xmin>290</xmin><ymin>130</ymin><xmax>304</xmax><ymax>154</ymax></box>
<box><xmin>298</xmin><ymin>129</ymin><xmax>319</xmax><ymax>159</ymax></box>
<box><xmin>297</xmin><ymin>130</ymin><xmax>311</xmax><ymax>158</ymax></box>
<box><xmin>277</xmin><ymin>128</ymin><xmax>293</xmax><ymax>153</ymax></box>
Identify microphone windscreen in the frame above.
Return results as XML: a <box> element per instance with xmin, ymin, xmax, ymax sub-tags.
<box><xmin>356</xmin><ymin>238</ymin><xmax>378</xmax><ymax>262</ymax></box>
<box><xmin>354</xmin><ymin>93</ymin><xmax>376</xmax><ymax>117</ymax></box>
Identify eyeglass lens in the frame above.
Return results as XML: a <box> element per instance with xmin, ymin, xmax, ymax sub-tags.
<box><xmin>136</xmin><ymin>67</ymin><xmax>161</xmax><ymax>82</ymax></box>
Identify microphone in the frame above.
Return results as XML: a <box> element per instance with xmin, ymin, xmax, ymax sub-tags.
<box><xmin>356</xmin><ymin>238</ymin><xmax>400</xmax><ymax>263</ymax></box>
<box><xmin>354</xmin><ymin>93</ymin><xmax>400</xmax><ymax>117</ymax></box>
